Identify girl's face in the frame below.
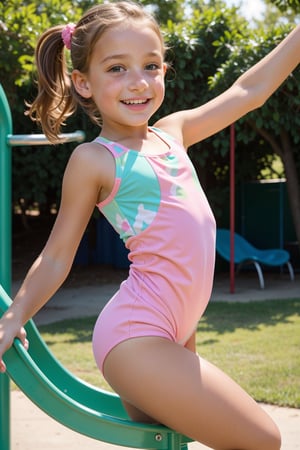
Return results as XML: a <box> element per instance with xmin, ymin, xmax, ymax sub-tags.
<box><xmin>73</xmin><ymin>23</ymin><xmax>167</xmax><ymax>136</ymax></box>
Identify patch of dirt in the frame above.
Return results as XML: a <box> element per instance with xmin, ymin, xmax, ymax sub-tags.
<box><xmin>12</xmin><ymin>215</ymin><xmax>128</xmax><ymax>288</ymax></box>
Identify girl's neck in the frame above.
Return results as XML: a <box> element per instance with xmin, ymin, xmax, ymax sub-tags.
<box><xmin>99</xmin><ymin>126</ymin><xmax>170</xmax><ymax>155</ymax></box>
<box><xmin>100</xmin><ymin>123</ymin><xmax>150</xmax><ymax>146</ymax></box>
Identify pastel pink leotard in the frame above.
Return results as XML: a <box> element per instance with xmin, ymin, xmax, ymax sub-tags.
<box><xmin>92</xmin><ymin>127</ymin><xmax>216</xmax><ymax>373</ymax></box>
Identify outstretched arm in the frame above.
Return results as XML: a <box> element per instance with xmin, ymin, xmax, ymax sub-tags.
<box><xmin>157</xmin><ymin>24</ymin><xmax>300</xmax><ymax>148</ymax></box>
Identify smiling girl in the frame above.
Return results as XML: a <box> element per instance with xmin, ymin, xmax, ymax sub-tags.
<box><xmin>1</xmin><ymin>2</ymin><xmax>300</xmax><ymax>449</ymax></box>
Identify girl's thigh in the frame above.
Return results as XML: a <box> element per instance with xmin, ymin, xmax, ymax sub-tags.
<box><xmin>103</xmin><ymin>337</ymin><xmax>281</xmax><ymax>450</ymax></box>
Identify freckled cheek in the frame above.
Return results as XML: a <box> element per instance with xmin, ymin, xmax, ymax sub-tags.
<box><xmin>156</xmin><ymin>73</ymin><xmax>165</xmax><ymax>90</ymax></box>
<box><xmin>155</xmin><ymin>79</ymin><xmax>165</xmax><ymax>102</ymax></box>
<box><xmin>93</xmin><ymin>81</ymin><xmax>123</xmax><ymax>107</ymax></box>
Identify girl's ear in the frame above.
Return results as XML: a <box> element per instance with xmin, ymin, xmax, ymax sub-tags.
<box><xmin>71</xmin><ymin>70</ymin><xmax>92</xmax><ymax>98</ymax></box>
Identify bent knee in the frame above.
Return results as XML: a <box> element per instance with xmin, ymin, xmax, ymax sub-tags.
<box><xmin>223</xmin><ymin>426</ymin><xmax>281</xmax><ymax>450</ymax></box>
<box><xmin>223</xmin><ymin>416</ymin><xmax>281</xmax><ymax>450</ymax></box>
<box><xmin>264</xmin><ymin>425</ymin><xmax>281</xmax><ymax>450</ymax></box>
<box><xmin>253</xmin><ymin>422</ymin><xmax>281</xmax><ymax>450</ymax></box>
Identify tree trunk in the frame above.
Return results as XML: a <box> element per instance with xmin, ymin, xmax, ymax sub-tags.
<box><xmin>280</xmin><ymin>130</ymin><xmax>300</xmax><ymax>256</ymax></box>
<box><xmin>248</xmin><ymin>119</ymin><xmax>300</xmax><ymax>255</ymax></box>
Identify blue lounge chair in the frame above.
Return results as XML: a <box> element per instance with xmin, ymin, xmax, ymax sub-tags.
<box><xmin>216</xmin><ymin>229</ymin><xmax>295</xmax><ymax>289</ymax></box>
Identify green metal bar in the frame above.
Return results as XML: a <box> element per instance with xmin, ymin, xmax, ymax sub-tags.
<box><xmin>0</xmin><ymin>286</ymin><xmax>193</xmax><ymax>449</ymax></box>
<box><xmin>0</xmin><ymin>376</ymin><xmax>10</xmax><ymax>450</ymax></box>
<box><xmin>7</xmin><ymin>130</ymin><xmax>85</xmax><ymax>146</ymax></box>
<box><xmin>0</xmin><ymin>84</ymin><xmax>12</xmax><ymax>450</ymax></box>
<box><xmin>0</xmin><ymin>84</ymin><xmax>85</xmax><ymax>450</ymax></box>
<box><xmin>0</xmin><ymin>84</ymin><xmax>12</xmax><ymax>292</ymax></box>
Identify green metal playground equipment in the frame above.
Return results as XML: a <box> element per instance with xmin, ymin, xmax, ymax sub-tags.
<box><xmin>0</xmin><ymin>84</ymin><xmax>192</xmax><ymax>450</ymax></box>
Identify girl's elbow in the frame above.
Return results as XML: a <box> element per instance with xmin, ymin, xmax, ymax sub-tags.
<box><xmin>40</xmin><ymin>247</ymin><xmax>74</xmax><ymax>277</ymax></box>
<box><xmin>235</xmin><ymin>82</ymin><xmax>268</xmax><ymax>113</ymax></box>
<box><xmin>253</xmin><ymin>88</ymin><xmax>269</xmax><ymax>109</ymax></box>
<box><xmin>243</xmin><ymin>88</ymin><xmax>268</xmax><ymax>114</ymax></box>
<box><xmin>249</xmin><ymin>96</ymin><xmax>266</xmax><ymax>112</ymax></box>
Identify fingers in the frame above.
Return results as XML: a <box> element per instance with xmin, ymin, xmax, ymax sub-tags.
<box><xmin>0</xmin><ymin>327</ymin><xmax>29</xmax><ymax>374</ymax></box>
<box><xmin>24</xmin><ymin>338</ymin><xmax>29</xmax><ymax>350</ymax></box>
<box><xmin>0</xmin><ymin>359</ymin><xmax>7</xmax><ymax>373</ymax></box>
<box><xmin>17</xmin><ymin>327</ymin><xmax>29</xmax><ymax>350</ymax></box>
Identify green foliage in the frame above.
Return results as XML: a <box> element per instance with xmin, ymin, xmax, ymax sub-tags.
<box><xmin>269</xmin><ymin>0</ymin><xmax>300</xmax><ymax>13</ymax></box>
<box><xmin>156</xmin><ymin>5</ymin><xmax>246</xmax><ymax>188</ymax></box>
<box><xmin>0</xmin><ymin>0</ymin><xmax>83</xmax><ymax>95</ymax></box>
<box><xmin>12</xmin><ymin>144</ymin><xmax>74</xmax><ymax>211</ymax></box>
<box><xmin>0</xmin><ymin>0</ymin><xmax>88</xmax><ymax>214</ymax></box>
<box><xmin>139</xmin><ymin>0</ymin><xmax>185</xmax><ymax>23</ymax></box>
<box><xmin>155</xmin><ymin>4</ymin><xmax>249</xmax><ymax>218</ymax></box>
<box><xmin>209</xmin><ymin>25</ymin><xmax>300</xmax><ymax>175</ymax></box>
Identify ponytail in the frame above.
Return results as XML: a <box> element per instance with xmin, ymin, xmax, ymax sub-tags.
<box><xmin>27</xmin><ymin>25</ymin><xmax>76</xmax><ymax>143</ymax></box>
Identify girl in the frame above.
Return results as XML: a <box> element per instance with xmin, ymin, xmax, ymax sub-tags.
<box><xmin>1</xmin><ymin>2</ymin><xmax>299</xmax><ymax>448</ymax></box>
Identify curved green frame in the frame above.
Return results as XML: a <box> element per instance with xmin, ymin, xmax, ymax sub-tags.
<box><xmin>0</xmin><ymin>285</ymin><xmax>191</xmax><ymax>450</ymax></box>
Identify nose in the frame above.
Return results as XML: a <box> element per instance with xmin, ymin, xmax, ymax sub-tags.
<box><xmin>128</xmin><ymin>69</ymin><xmax>149</xmax><ymax>91</ymax></box>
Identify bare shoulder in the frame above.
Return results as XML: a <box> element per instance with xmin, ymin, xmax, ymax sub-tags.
<box><xmin>67</xmin><ymin>141</ymin><xmax>114</xmax><ymax>178</ymax></box>
<box><xmin>154</xmin><ymin>113</ymin><xmax>185</xmax><ymax>145</ymax></box>
<box><xmin>70</xmin><ymin>141</ymin><xmax>113</xmax><ymax>165</ymax></box>
<box><xmin>65</xmin><ymin>141</ymin><xmax>115</xmax><ymax>203</ymax></box>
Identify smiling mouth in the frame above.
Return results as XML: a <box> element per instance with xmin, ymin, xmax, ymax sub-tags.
<box><xmin>121</xmin><ymin>99</ymin><xmax>149</xmax><ymax>105</ymax></box>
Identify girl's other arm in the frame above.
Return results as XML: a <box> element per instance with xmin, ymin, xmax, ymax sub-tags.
<box><xmin>0</xmin><ymin>143</ymin><xmax>110</xmax><ymax>371</ymax></box>
<box><xmin>157</xmin><ymin>24</ymin><xmax>300</xmax><ymax>148</ymax></box>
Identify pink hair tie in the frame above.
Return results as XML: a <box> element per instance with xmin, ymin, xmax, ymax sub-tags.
<box><xmin>62</xmin><ymin>23</ymin><xmax>76</xmax><ymax>50</ymax></box>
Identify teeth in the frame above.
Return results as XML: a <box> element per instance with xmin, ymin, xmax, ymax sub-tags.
<box><xmin>123</xmin><ymin>99</ymin><xmax>147</xmax><ymax>105</ymax></box>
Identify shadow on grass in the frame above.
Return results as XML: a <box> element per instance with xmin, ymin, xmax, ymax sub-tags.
<box><xmin>39</xmin><ymin>299</ymin><xmax>300</xmax><ymax>346</ymax></box>
<box><xmin>198</xmin><ymin>299</ymin><xmax>300</xmax><ymax>335</ymax></box>
<box><xmin>40</xmin><ymin>316</ymin><xmax>96</xmax><ymax>346</ymax></box>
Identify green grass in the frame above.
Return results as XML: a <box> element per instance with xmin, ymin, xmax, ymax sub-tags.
<box><xmin>36</xmin><ymin>299</ymin><xmax>299</xmax><ymax>408</ymax></box>
<box><xmin>195</xmin><ymin>299</ymin><xmax>300</xmax><ymax>408</ymax></box>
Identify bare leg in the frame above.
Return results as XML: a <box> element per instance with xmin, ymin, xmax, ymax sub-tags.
<box><xmin>103</xmin><ymin>337</ymin><xmax>281</xmax><ymax>450</ymax></box>
<box><xmin>121</xmin><ymin>332</ymin><xmax>197</xmax><ymax>424</ymax></box>
<box><xmin>121</xmin><ymin>399</ymin><xmax>158</xmax><ymax>423</ymax></box>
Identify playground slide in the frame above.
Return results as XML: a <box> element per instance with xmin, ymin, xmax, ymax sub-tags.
<box><xmin>0</xmin><ymin>284</ymin><xmax>191</xmax><ymax>449</ymax></box>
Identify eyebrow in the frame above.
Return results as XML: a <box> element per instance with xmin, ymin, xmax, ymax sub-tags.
<box><xmin>100</xmin><ymin>51</ymin><xmax>162</xmax><ymax>65</ymax></box>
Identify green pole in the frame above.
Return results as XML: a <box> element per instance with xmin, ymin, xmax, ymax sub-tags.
<box><xmin>0</xmin><ymin>83</ymin><xmax>12</xmax><ymax>450</ymax></box>
<box><xmin>0</xmin><ymin>84</ymin><xmax>84</xmax><ymax>450</ymax></box>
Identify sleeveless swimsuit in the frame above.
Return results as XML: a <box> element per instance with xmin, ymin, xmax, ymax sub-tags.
<box><xmin>92</xmin><ymin>127</ymin><xmax>216</xmax><ymax>373</ymax></box>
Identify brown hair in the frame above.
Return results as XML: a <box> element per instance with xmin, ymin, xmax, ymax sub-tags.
<box><xmin>27</xmin><ymin>1</ymin><xmax>166</xmax><ymax>143</ymax></box>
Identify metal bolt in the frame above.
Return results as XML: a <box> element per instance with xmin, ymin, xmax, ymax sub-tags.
<box><xmin>155</xmin><ymin>433</ymin><xmax>163</xmax><ymax>442</ymax></box>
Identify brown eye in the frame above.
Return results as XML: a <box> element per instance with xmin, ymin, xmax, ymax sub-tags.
<box><xmin>109</xmin><ymin>65</ymin><xmax>125</xmax><ymax>73</ymax></box>
<box><xmin>145</xmin><ymin>63</ymin><xmax>160</xmax><ymax>71</ymax></box>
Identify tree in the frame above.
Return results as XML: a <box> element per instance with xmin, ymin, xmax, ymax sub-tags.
<box><xmin>257</xmin><ymin>0</ymin><xmax>300</xmax><ymax>28</ymax></box>
<box><xmin>0</xmin><ymin>0</ymin><xmax>84</xmax><ymax>96</ymax></box>
<box><xmin>156</xmin><ymin>2</ymin><xmax>252</xmax><ymax>218</ymax></box>
<box><xmin>268</xmin><ymin>0</ymin><xmax>300</xmax><ymax>13</ymax></box>
<box><xmin>139</xmin><ymin>0</ymin><xmax>186</xmax><ymax>23</ymax></box>
<box><xmin>210</xmin><ymin>26</ymin><xmax>300</xmax><ymax>253</ymax></box>
<box><xmin>0</xmin><ymin>0</ymin><xmax>85</xmax><ymax>225</ymax></box>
